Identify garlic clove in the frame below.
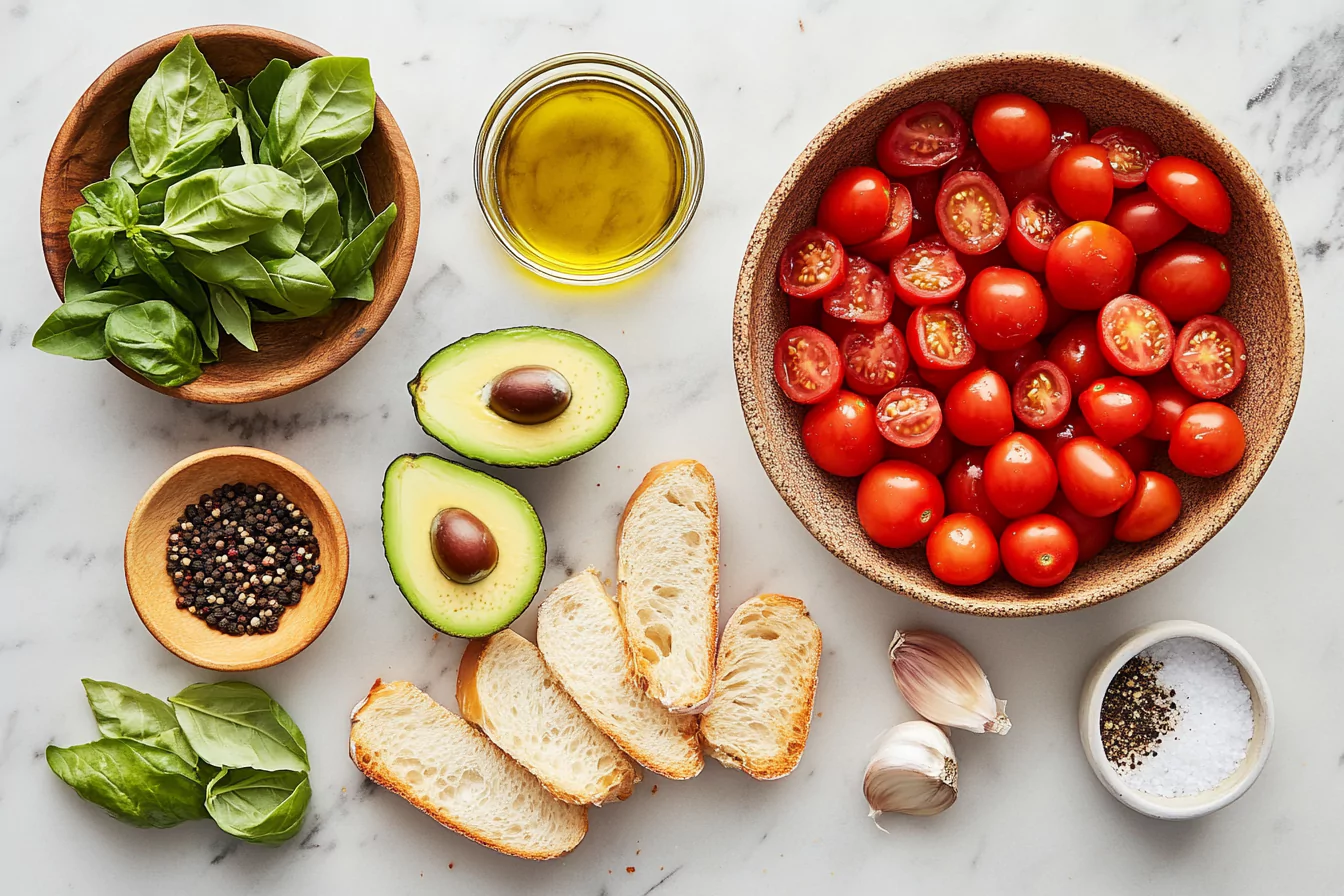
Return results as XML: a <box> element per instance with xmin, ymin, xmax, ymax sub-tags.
<box><xmin>889</xmin><ymin>629</ymin><xmax>1011</xmax><ymax>735</ymax></box>
<box><xmin>863</xmin><ymin>720</ymin><xmax>958</xmax><ymax>822</ymax></box>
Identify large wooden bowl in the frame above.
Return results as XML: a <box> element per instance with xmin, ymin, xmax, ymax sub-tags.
<box><xmin>40</xmin><ymin>25</ymin><xmax>421</xmax><ymax>404</ymax></box>
<box><xmin>733</xmin><ymin>54</ymin><xmax>1304</xmax><ymax>616</ymax></box>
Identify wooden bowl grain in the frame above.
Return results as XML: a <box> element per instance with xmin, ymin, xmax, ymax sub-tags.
<box><xmin>733</xmin><ymin>54</ymin><xmax>1304</xmax><ymax>616</ymax></box>
<box><xmin>125</xmin><ymin>446</ymin><xmax>349</xmax><ymax>670</ymax></box>
<box><xmin>40</xmin><ymin>24</ymin><xmax>421</xmax><ymax>404</ymax></box>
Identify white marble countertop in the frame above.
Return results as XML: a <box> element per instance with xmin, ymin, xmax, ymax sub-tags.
<box><xmin>3</xmin><ymin>0</ymin><xmax>1342</xmax><ymax>892</ymax></box>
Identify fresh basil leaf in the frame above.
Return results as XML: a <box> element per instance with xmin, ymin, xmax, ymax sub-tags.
<box><xmin>330</xmin><ymin>157</ymin><xmax>374</xmax><ymax>239</ymax></box>
<box><xmin>31</xmin><ymin>301</ymin><xmax>123</xmax><ymax>359</ymax></box>
<box><xmin>224</xmin><ymin>83</ymin><xmax>255</xmax><ymax>165</ymax></box>
<box><xmin>64</xmin><ymin>261</ymin><xmax>101</xmax><ymax>299</ymax></box>
<box><xmin>129</xmin><ymin>35</ymin><xmax>235</xmax><ymax>179</ymax></box>
<box><xmin>177</xmin><ymin>245</ymin><xmax>280</xmax><ymax>303</ymax></box>
<box><xmin>263</xmin><ymin>254</ymin><xmax>334</xmax><ymax>316</ymax></box>
<box><xmin>105</xmin><ymin>301</ymin><xmax>203</xmax><ymax>387</ymax></box>
<box><xmin>341</xmin><ymin>270</ymin><xmax>375</xmax><ymax>301</ymax></box>
<box><xmin>152</xmin><ymin>165</ymin><xmax>303</xmax><ymax>253</ymax></box>
<box><xmin>282</xmin><ymin>150</ymin><xmax>343</xmax><ymax>260</ymax></box>
<box><xmin>324</xmin><ymin>202</ymin><xmax>396</xmax><ymax>294</ymax></box>
<box><xmin>81</xmin><ymin>177</ymin><xmax>139</xmax><ymax>228</ymax></box>
<box><xmin>110</xmin><ymin>147</ymin><xmax>148</xmax><ymax>188</ymax></box>
<box><xmin>208</xmin><ymin>284</ymin><xmax>257</xmax><ymax>351</ymax></box>
<box><xmin>137</xmin><ymin>152</ymin><xmax>225</xmax><ymax>225</ymax></box>
<box><xmin>92</xmin><ymin>235</ymin><xmax>140</xmax><ymax>282</ymax></box>
<box><xmin>68</xmin><ymin>205</ymin><xmax>119</xmax><ymax>273</ymax></box>
<box><xmin>170</xmin><ymin>681</ymin><xmax>308</xmax><ymax>772</ymax></box>
<box><xmin>248</xmin><ymin>59</ymin><xmax>290</xmax><ymax>133</ymax></box>
<box><xmin>264</xmin><ymin>56</ymin><xmax>375</xmax><ymax>168</ymax></box>
<box><xmin>128</xmin><ymin>232</ymin><xmax>208</xmax><ymax>311</ymax></box>
<box><xmin>250</xmin><ymin>299</ymin><xmax>336</xmax><ymax>322</ymax></box>
<box><xmin>205</xmin><ymin>767</ymin><xmax>310</xmax><ymax>844</ymax></box>
<box><xmin>46</xmin><ymin>739</ymin><xmax>207</xmax><ymax>828</ymax></box>
<box><xmin>71</xmin><ymin>286</ymin><xmax>152</xmax><ymax>307</ymax></box>
<box><xmin>246</xmin><ymin>208</ymin><xmax>305</xmax><ymax>259</ymax></box>
<box><xmin>81</xmin><ymin>679</ymin><xmax>198</xmax><ymax>766</ymax></box>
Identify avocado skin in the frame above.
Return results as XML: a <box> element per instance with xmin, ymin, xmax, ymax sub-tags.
<box><xmin>407</xmin><ymin>326</ymin><xmax>629</xmax><ymax>469</ymax></box>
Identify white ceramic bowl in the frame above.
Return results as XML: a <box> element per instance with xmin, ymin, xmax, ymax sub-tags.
<box><xmin>1078</xmin><ymin>620</ymin><xmax>1274</xmax><ymax>820</ymax></box>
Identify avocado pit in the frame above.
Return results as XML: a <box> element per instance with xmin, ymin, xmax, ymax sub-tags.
<box><xmin>488</xmin><ymin>365</ymin><xmax>572</xmax><ymax>424</ymax></box>
<box><xmin>430</xmin><ymin>507</ymin><xmax>499</xmax><ymax>584</ymax></box>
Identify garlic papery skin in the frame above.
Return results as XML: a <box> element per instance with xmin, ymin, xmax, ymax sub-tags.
<box><xmin>889</xmin><ymin>629</ymin><xmax>1011</xmax><ymax>735</ymax></box>
<box><xmin>864</xmin><ymin>721</ymin><xmax>958</xmax><ymax>821</ymax></box>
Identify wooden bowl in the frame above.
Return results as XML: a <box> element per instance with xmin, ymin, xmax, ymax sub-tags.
<box><xmin>40</xmin><ymin>24</ymin><xmax>421</xmax><ymax>404</ymax></box>
<box><xmin>733</xmin><ymin>54</ymin><xmax>1304</xmax><ymax>616</ymax></box>
<box><xmin>125</xmin><ymin>446</ymin><xmax>349</xmax><ymax>670</ymax></box>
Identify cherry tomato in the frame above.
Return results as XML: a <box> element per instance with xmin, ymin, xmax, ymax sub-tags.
<box><xmin>877</xmin><ymin>102</ymin><xmax>969</xmax><ymax>178</ymax></box>
<box><xmin>907</xmin><ymin>305</ymin><xmax>975</xmax><ymax>370</ymax></box>
<box><xmin>1168</xmin><ymin>402</ymin><xmax>1245</xmax><ymax>477</ymax></box>
<box><xmin>1090</xmin><ymin>126</ymin><xmax>1160</xmax><ymax>189</ymax></box>
<box><xmin>1097</xmin><ymin>295</ymin><xmax>1175</xmax><ymax>376</ymax></box>
<box><xmin>788</xmin><ymin>295</ymin><xmax>821</xmax><ymax>329</ymax></box>
<box><xmin>1046</xmin><ymin>493</ymin><xmax>1113</xmax><ymax>562</ymax></box>
<box><xmin>941</xmin><ymin>144</ymin><xmax>988</xmax><ymax>180</ymax></box>
<box><xmin>887</xmin><ymin>425</ymin><xmax>958</xmax><ymax>476</ymax></box>
<box><xmin>842</xmin><ymin>322</ymin><xmax>908</xmax><ymax>396</ymax></box>
<box><xmin>1142</xmin><ymin>371</ymin><xmax>1198</xmax><ymax>440</ymax></box>
<box><xmin>1115</xmin><ymin>435</ymin><xmax>1157</xmax><ymax>472</ymax></box>
<box><xmin>1012</xmin><ymin>359</ymin><xmax>1072</xmax><ymax>430</ymax></box>
<box><xmin>773</xmin><ymin>325</ymin><xmax>842</xmax><ymax>404</ymax></box>
<box><xmin>1146</xmin><ymin>156</ymin><xmax>1232</xmax><ymax>234</ymax></box>
<box><xmin>1077</xmin><ymin>376</ymin><xmax>1154</xmax><ymax>445</ymax></box>
<box><xmin>972</xmin><ymin>93</ymin><xmax>1052</xmax><ymax>172</ymax></box>
<box><xmin>1041</xmin><ymin>410</ymin><xmax>1093</xmax><ymax>458</ymax></box>
<box><xmin>875</xmin><ymin>386</ymin><xmax>942</xmax><ymax>448</ymax></box>
<box><xmin>817</xmin><ymin>166</ymin><xmax>892</xmax><ymax>245</ymax></box>
<box><xmin>1006</xmin><ymin>194</ymin><xmax>1070</xmax><ymax>272</ymax></box>
<box><xmin>1041</xmin><ymin>286</ymin><xmax>1078</xmax><ymax>336</ymax></box>
<box><xmin>891</xmin><ymin>237</ymin><xmax>966</xmax><ymax>307</ymax></box>
<box><xmin>857</xmin><ymin>460</ymin><xmax>945</xmax><ymax>548</ymax></box>
<box><xmin>1046</xmin><ymin>317</ymin><xmax>1115</xmax><ymax>395</ymax></box>
<box><xmin>1000</xmin><ymin>514</ymin><xmax>1079</xmax><ymax>587</ymax></box>
<box><xmin>992</xmin><ymin>103</ymin><xmax>1087</xmax><ymax>207</ymax></box>
<box><xmin>820</xmin><ymin>311</ymin><xmax>876</xmax><ymax>348</ymax></box>
<box><xmin>1114</xmin><ymin>471</ymin><xmax>1182</xmax><ymax>542</ymax></box>
<box><xmin>1056</xmin><ymin>437</ymin><xmax>1136</xmax><ymax>517</ymax></box>
<box><xmin>902</xmin><ymin>172</ymin><xmax>942</xmax><ymax>241</ymax></box>
<box><xmin>801</xmin><ymin>391</ymin><xmax>886</xmax><ymax>476</ymax></box>
<box><xmin>926</xmin><ymin>513</ymin><xmax>1001</xmax><ymax>586</ymax></box>
<box><xmin>1171</xmin><ymin>315</ymin><xmax>1247</xmax><ymax>400</ymax></box>
<box><xmin>944</xmin><ymin>368</ymin><xmax>1014</xmax><ymax>446</ymax></box>
<box><xmin>1049</xmin><ymin>144</ymin><xmax>1115</xmax><ymax>221</ymax></box>
<box><xmin>935</xmin><ymin>171</ymin><xmax>1009</xmax><ymax>256</ymax></box>
<box><xmin>984</xmin><ymin>432</ymin><xmax>1058</xmax><ymax>519</ymax></box>
<box><xmin>823</xmin><ymin>255</ymin><xmax>896</xmax><ymax>324</ymax></box>
<box><xmin>1042</xmin><ymin>102</ymin><xmax>1089</xmax><ymax>146</ymax></box>
<box><xmin>853</xmin><ymin>182</ymin><xmax>914</xmax><ymax>264</ymax></box>
<box><xmin>1138</xmin><ymin>241</ymin><xmax>1231</xmax><ymax>322</ymax></box>
<box><xmin>1105</xmin><ymin>191</ymin><xmax>1187</xmax><ymax>253</ymax></box>
<box><xmin>989</xmin><ymin>339</ymin><xmax>1044</xmax><ymax>383</ymax></box>
<box><xmin>1045</xmin><ymin>221</ymin><xmax>1136</xmax><ymax>310</ymax></box>
<box><xmin>779</xmin><ymin>228</ymin><xmax>846</xmax><ymax>299</ymax></box>
<box><xmin>964</xmin><ymin>267</ymin><xmax>1047</xmax><ymax>351</ymax></box>
<box><xmin>945</xmin><ymin>449</ymin><xmax>1011</xmax><ymax>536</ymax></box>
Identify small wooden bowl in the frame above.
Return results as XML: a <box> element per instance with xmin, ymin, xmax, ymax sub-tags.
<box><xmin>40</xmin><ymin>25</ymin><xmax>421</xmax><ymax>404</ymax></box>
<box><xmin>733</xmin><ymin>54</ymin><xmax>1305</xmax><ymax>616</ymax></box>
<box><xmin>125</xmin><ymin>446</ymin><xmax>349</xmax><ymax>670</ymax></box>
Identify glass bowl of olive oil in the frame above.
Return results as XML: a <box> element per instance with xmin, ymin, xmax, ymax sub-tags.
<box><xmin>475</xmin><ymin>53</ymin><xmax>704</xmax><ymax>284</ymax></box>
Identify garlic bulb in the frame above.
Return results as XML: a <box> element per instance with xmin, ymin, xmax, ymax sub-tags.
<box><xmin>863</xmin><ymin>720</ymin><xmax>958</xmax><ymax>821</ymax></box>
<box><xmin>889</xmin><ymin>629</ymin><xmax>1011</xmax><ymax>735</ymax></box>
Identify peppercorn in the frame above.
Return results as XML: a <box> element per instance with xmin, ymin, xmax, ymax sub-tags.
<box><xmin>1099</xmin><ymin>655</ymin><xmax>1180</xmax><ymax>769</ymax></box>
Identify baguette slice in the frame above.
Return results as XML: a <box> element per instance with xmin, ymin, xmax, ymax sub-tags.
<box><xmin>349</xmin><ymin>679</ymin><xmax>586</xmax><ymax>860</ymax></box>
<box><xmin>616</xmin><ymin>460</ymin><xmax>719</xmax><ymax>713</ymax></box>
<box><xmin>699</xmin><ymin>594</ymin><xmax>822</xmax><ymax>780</ymax></box>
<box><xmin>537</xmin><ymin>570</ymin><xmax>703</xmax><ymax>780</ymax></box>
<box><xmin>457</xmin><ymin>629</ymin><xmax>638</xmax><ymax>805</ymax></box>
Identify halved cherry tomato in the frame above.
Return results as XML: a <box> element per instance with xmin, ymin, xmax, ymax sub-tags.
<box><xmin>964</xmin><ymin>267</ymin><xmax>1046</xmax><ymax>351</ymax></box>
<box><xmin>989</xmin><ymin>339</ymin><xmax>1044</xmax><ymax>383</ymax></box>
<box><xmin>788</xmin><ymin>295</ymin><xmax>821</xmax><ymax>329</ymax></box>
<box><xmin>927</xmin><ymin>513</ymin><xmax>1000</xmax><ymax>586</ymax></box>
<box><xmin>1041</xmin><ymin>410</ymin><xmax>1093</xmax><ymax>458</ymax></box>
<box><xmin>1056</xmin><ymin>437</ymin><xmax>1136</xmax><ymax>517</ymax></box>
<box><xmin>1138</xmin><ymin>241</ymin><xmax>1231</xmax><ymax>322</ymax></box>
<box><xmin>985</xmin><ymin>432</ymin><xmax>1058</xmax><ymax>518</ymax></box>
<box><xmin>857</xmin><ymin>460</ymin><xmax>945</xmax><ymax>548</ymax></box>
<box><xmin>1012</xmin><ymin>359</ymin><xmax>1071</xmax><ymax>430</ymax></box>
<box><xmin>1090</xmin><ymin>126</ymin><xmax>1161</xmax><ymax>189</ymax></box>
<box><xmin>1142</xmin><ymin>371</ymin><xmax>1198</xmax><ymax>440</ymax></box>
<box><xmin>887</xmin><ymin>425</ymin><xmax>958</xmax><ymax>476</ymax></box>
<box><xmin>1046</xmin><ymin>493</ymin><xmax>1113</xmax><ymax>562</ymax></box>
<box><xmin>1105</xmin><ymin>191</ymin><xmax>1187</xmax><ymax>253</ymax></box>
<box><xmin>907</xmin><ymin>305</ymin><xmax>975</xmax><ymax>370</ymax></box>
<box><xmin>842</xmin><ymin>322</ymin><xmax>908</xmax><ymax>396</ymax></box>
<box><xmin>1045</xmin><ymin>221</ymin><xmax>1136</xmax><ymax>310</ymax></box>
<box><xmin>1006</xmin><ymin>194</ymin><xmax>1069</xmax><ymax>272</ymax></box>
<box><xmin>824</xmin><ymin>256</ymin><xmax>895</xmax><ymax>323</ymax></box>
<box><xmin>801</xmin><ymin>391</ymin><xmax>886</xmax><ymax>477</ymax></box>
<box><xmin>1046</xmin><ymin>318</ymin><xmax>1115</xmax><ymax>395</ymax></box>
<box><xmin>1146</xmin><ymin>156</ymin><xmax>1232</xmax><ymax>234</ymax></box>
<box><xmin>1097</xmin><ymin>295</ymin><xmax>1175</xmax><ymax>376</ymax></box>
<box><xmin>1171</xmin><ymin>314</ymin><xmax>1247</xmax><ymax>399</ymax></box>
<box><xmin>852</xmin><ymin>182</ymin><xmax>914</xmax><ymax>264</ymax></box>
<box><xmin>1114</xmin><ymin>471</ymin><xmax>1182</xmax><ymax>542</ymax></box>
<box><xmin>1078</xmin><ymin>376</ymin><xmax>1154</xmax><ymax>445</ymax></box>
<box><xmin>1169</xmin><ymin>402</ymin><xmax>1245</xmax><ymax>477</ymax></box>
<box><xmin>877</xmin><ymin>102</ymin><xmax>969</xmax><ymax>178</ymax></box>
<box><xmin>945</xmin><ymin>449</ymin><xmax>1011</xmax><ymax>536</ymax></box>
<box><xmin>936</xmin><ymin>171</ymin><xmax>1009</xmax><ymax>256</ymax></box>
<box><xmin>1115</xmin><ymin>436</ymin><xmax>1157</xmax><ymax>472</ymax></box>
<box><xmin>972</xmin><ymin>93</ymin><xmax>1052</xmax><ymax>172</ymax></box>
<box><xmin>773</xmin><ymin>325</ymin><xmax>843</xmax><ymax>404</ymax></box>
<box><xmin>1000</xmin><ymin>514</ymin><xmax>1078</xmax><ymax>587</ymax></box>
<box><xmin>1050</xmin><ymin>144</ymin><xmax>1115</xmax><ymax>221</ymax></box>
<box><xmin>779</xmin><ymin>228</ymin><xmax>846</xmax><ymax>299</ymax></box>
<box><xmin>944</xmin><ymin>369</ymin><xmax>1014</xmax><ymax>446</ymax></box>
<box><xmin>902</xmin><ymin>172</ymin><xmax>942</xmax><ymax>241</ymax></box>
<box><xmin>875</xmin><ymin>386</ymin><xmax>942</xmax><ymax>448</ymax></box>
<box><xmin>817</xmin><ymin>166</ymin><xmax>892</xmax><ymax>245</ymax></box>
<box><xmin>891</xmin><ymin>237</ymin><xmax>966</xmax><ymax>307</ymax></box>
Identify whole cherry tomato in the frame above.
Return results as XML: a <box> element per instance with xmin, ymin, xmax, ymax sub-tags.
<box><xmin>992</xmin><ymin>103</ymin><xmax>1087</xmax><ymax>206</ymax></box>
<box><xmin>1077</xmin><ymin>376</ymin><xmax>1154</xmax><ymax>445</ymax></box>
<box><xmin>926</xmin><ymin>513</ymin><xmax>1001</xmax><ymax>586</ymax></box>
<box><xmin>824</xmin><ymin>255</ymin><xmax>895</xmax><ymax>323</ymax></box>
<box><xmin>1045</xmin><ymin>221</ymin><xmax>1136</xmax><ymax>311</ymax></box>
<box><xmin>801</xmin><ymin>391</ymin><xmax>886</xmax><ymax>476</ymax></box>
<box><xmin>984</xmin><ymin>432</ymin><xmax>1058</xmax><ymax>518</ymax></box>
<box><xmin>964</xmin><ymin>267</ymin><xmax>1047</xmax><ymax>351</ymax></box>
<box><xmin>1000</xmin><ymin>514</ymin><xmax>1079</xmax><ymax>587</ymax></box>
<box><xmin>1115</xmin><ymin>435</ymin><xmax>1158</xmax><ymax>472</ymax></box>
<box><xmin>853</xmin><ymin>182</ymin><xmax>914</xmax><ymax>264</ymax></box>
<box><xmin>878</xmin><ymin>102</ymin><xmax>969</xmax><ymax>178</ymax></box>
<box><xmin>1049</xmin><ymin>144</ymin><xmax>1115</xmax><ymax>221</ymax></box>
<box><xmin>936</xmin><ymin>171</ymin><xmax>1009</xmax><ymax>255</ymax></box>
<box><xmin>1146</xmin><ymin>156</ymin><xmax>1232</xmax><ymax>234</ymax></box>
<box><xmin>857</xmin><ymin>460</ymin><xmax>945</xmax><ymax>548</ymax></box>
<box><xmin>1040</xmin><ymin>410</ymin><xmax>1093</xmax><ymax>458</ymax></box>
<box><xmin>1138</xmin><ymin>241</ymin><xmax>1232</xmax><ymax>322</ymax></box>
<box><xmin>1105</xmin><ymin>191</ymin><xmax>1187</xmax><ymax>253</ymax></box>
<box><xmin>773</xmin><ymin>325</ymin><xmax>843</xmax><ymax>404</ymax></box>
<box><xmin>1012</xmin><ymin>359</ymin><xmax>1072</xmax><ymax>430</ymax></box>
<box><xmin>1046</xmin><ymin>317</ymin><xmax>1115</xmax><ymax>395</ymax></box>
<box><xmin>973</xmin><ymin>93</ymin><xmax>1053</xmax><ymax>172</ymax></box>
<box><xmin>1114</xmin><ymin>471</ymin><xmax>1182</xmax><ymax>542</ymax></box>
<box><xmin>944</xmin><ymin>369</ymin><xmax>1014</xmax><ymax>446</ymax></box>
<box><xmin>945</xmin><ymin>449</ymin><xmax>1011</xmax><ymax>536</ymax></box>
<box><xmin>1168</xmin><ymin>402</ymin><xmax>1245</xmax><ymax>477</ymax></box>
<box><xmin>1090</xmin><ymin>126</ymin><xmax>1161</xmax><ymax>188</ymax></box>
<box><xmin>875</xmin><ymin>386</ymin><xmax>942</xmax><ymax>449</ymax></box>
<box><xmin>817</xmin><ymin>166</ymin><xmax>892</xmax><ymax>245</ymax></box>
<box><xmin>779</xmin><ymin>228</ymin><xmax>846</xmax><ymax>300</ymax></box>
<box><xmin>1172</xmin><ymin>315</ymin><xmax>1247</xmax><ymax>399</ymax></box>
<box><xmin>1046</xmin><ymin>493</ymin><xmax>1114</xmax><ymax>562</ymax></box>
<box><xmin>989</xmin><ymin>339</ymin><xmax>1045</xmax><ymax>383</ymax></box>
<box><xmin>887</xmin><ymin>425</ymin><xmax>959</xmax><ymax>476</ymax></box>
<box><xmin>1056</xmin><ymin>436</ymin><xmax>1136</xmax><ymax>517</ymax></box>
<box><xmin>907</xmin><ymin>305</ymin><xmax>975</xmax><ymax>370</ymax></box>
<box><xmin>1097</xmin><ymin>294</ymin><xmax>1175</xmax><ymax>376</ymax></box>
<box><xmin>891</xmin><ymin>236</ymin><xmax>967</xmax><ymax>307</ymax></box>
<box><xmin>1006</xmin><ymin>194</ymin><xmax>1070</xmax><ymax>272</ymax></box>
<box><xmin>1042</xmin><ymin>102</ymin><xmax>1089</xmax><ymax>146</ymax></box>
<box><xmin>842</xmin><ymin>322</ymin><xmax>908</xmax><ymax>396</ymax></box>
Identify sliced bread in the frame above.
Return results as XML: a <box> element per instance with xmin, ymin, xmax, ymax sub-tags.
<box><xmin>457</xmin><ymin>629</ymin><xmax>638</xmax><ymax>805</ymax></box>
<box><xmin>349</xmin><ymin>679</ymin><xmax>586</xmax><ymax>860</ymax></box>
<box><xmin>537</xmin><ymin>570</ymin><xmax>703</xmax><ymax>780</ymax></box>
<box><xmin>699</xmin><ymin>594</ymin><xmax>822</xmax><ymax>780</ymax></box>
<box><xmin>616</xmin><ymin>459</ymin><xmax>719</xmax><ymax>713</ymax></box>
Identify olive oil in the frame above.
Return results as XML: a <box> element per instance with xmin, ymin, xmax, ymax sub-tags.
<box><xmin>495</xmin><ymin>79</ymin><xmax>683</xmax><ymax>272</ymax></box>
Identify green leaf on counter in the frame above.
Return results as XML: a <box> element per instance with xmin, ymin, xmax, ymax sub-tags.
<box><xmin>82</xmin><ymin>679</ymin><xmax>199</xmax><ymax>767</ymax></box>
<box><xmin>46</xmin><ymin>739</ymin><xmax>207</xmax><ymax>828</ymax></box>
<box><xmin>205</xmin><ymin>767</ymin><xmax>310</xmax><ymax>844</ymax></box>
<box><xmin>170</xmin><ymin>681</ymin><xmax>309</xmax><ymax>772</ymax></box>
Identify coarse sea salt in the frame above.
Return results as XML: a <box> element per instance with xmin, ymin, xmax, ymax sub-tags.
<box><xmin>1117</xmin><ymin>637</ymin><xmax>1254</xmax><ymax>797</ymax></box>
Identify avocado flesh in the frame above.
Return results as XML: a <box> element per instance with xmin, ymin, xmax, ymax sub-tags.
<box><xmin>382</xmin><ymin>454</ymin><xmax>545</xmax><ymax>637</ymax></box>
<box><xmin>410</xmin><ymin>327</ymin><xmax>628</xmax><ymax>467</ymax></box>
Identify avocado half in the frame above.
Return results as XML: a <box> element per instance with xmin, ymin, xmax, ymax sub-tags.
<box><xmin>382</xmin><ymin>454</ymin><xmax>545</xmax><ymax>637</ymax></box>
<box><xmin>409</xmin><ymin>327</ymin><xmax>628</xmax><ymax>468</ymax></box>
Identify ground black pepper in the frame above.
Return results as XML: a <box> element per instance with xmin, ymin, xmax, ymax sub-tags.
<box><xmin>1100</xmin><ymin>654</ymin><xmax>1180</xmax><ymax>769</ymax></box>
<box><xmin>166</xmin><ymin>482</ymin><xmax>321</xmax><ymax>636</ymax></box>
